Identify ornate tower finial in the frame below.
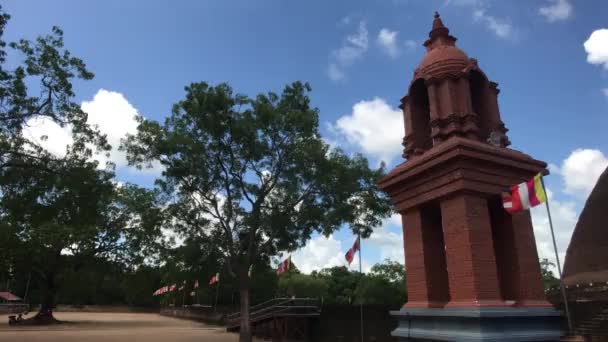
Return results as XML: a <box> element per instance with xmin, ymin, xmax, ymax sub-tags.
<box><xmin>429</xmin><ymin>11</ymin><xmax>450</xmax><ymax>41</ymax></box>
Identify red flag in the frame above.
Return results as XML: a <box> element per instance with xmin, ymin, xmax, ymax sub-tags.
<box><xmin>276</xmin><ymin>256</ymin><xmax>291</xmax><ymax>275</ymax></box>
<box><xmin>194</xmin><ymin>280</ymin><xmax>199</xmax><ymax>289</ymax></box>
<box><xmin>169</xmin><ymin>284</ymin><xmax>176</xmax><ymax>292</ymax></box>
<box><xmin>345</xmin><ymin>236</ymin><xmax>360</xmax><ymax>265</ymax></box>
<box><xmin>209</xmin><ymin>273</ymin><xmax>220</xmax><ymax>285</ymax></box>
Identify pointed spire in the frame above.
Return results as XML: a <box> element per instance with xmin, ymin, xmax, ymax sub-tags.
<box><xmin>432</xmin><ymin>11</ymin><xmax>446</xmax><ymax>31</ymax></box>
<box><xmin>424</xmin><ymin>11</ymin><xmax>457</xmax><ymax>49</ymax></box>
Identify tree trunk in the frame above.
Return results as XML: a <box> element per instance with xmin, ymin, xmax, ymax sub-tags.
<box><xmin>239</xmin><ymin>271</ymin><xmax>252</xmax><ymax>342</ymax></box>
<box><xmin>28</xmin><ymin>250</ymin><xmax>61</xmax><ymax>325</ymax></box>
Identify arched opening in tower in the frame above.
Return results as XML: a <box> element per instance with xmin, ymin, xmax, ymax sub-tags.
<box><xmin>409</xmin><ymin>79</ymin><xmax>433</xmax><ymax>152</ymax></box>
<box><xmin>469</xmin><ymin>70</ymin><xmax>492</xmax><ymax>142</ymax></box>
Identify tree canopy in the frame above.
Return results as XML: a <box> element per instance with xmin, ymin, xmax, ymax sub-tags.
<box><xmin>122</xmin><ymin>81</ymin><xmax>393</xmax><ymax>340</ymax></box>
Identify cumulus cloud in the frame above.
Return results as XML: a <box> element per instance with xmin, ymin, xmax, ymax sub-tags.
<box><xmin>584</xmin><ymin>29</ymin><xmax>608</xmax><ymax>70</ymax></box>
<box><xmin>539</xmin><ymin>0</ymin><xmax>573</xmax><ymax>22</ymax></box>
<box><xmin>331</xmin><ymin>97</ymin><xmax>403</xmax><ymax>164</ymax></box>
<box><xmin>377</xmin><ymin>28</ymin><xmax>400</xmax><ymax>58</ymax></box>
<box><xmin>559</xmin><ymin>149</ymin><xmax>608</xmax><ymax>199</ymax></box>
<box><xmin>23</xmin><ymin>89</ymin><xmax>162</xmax><ymax>174</ymax></box>
<box><xmin>327</xmin><ymin>21</ymin><xmax>369</xmax><ymax>81</ymax></box>
<box><xmin>290</xmin><ymin>235</ymin><xmax>349</xmax><ymax>274</ymax></box>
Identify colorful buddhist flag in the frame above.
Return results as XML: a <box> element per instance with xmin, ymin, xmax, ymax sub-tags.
<box><xmin>209</xmin><ymin>273</ymin><xmax>220</xmax><ymax>285</ymax></box>
<box><xmin>276</xmin><ymin>256</ymin><xmax>291</xmax><ymax>275</ymax></box>
<box><xmin>190</xmin><ymin>291</ymin><xmax>196</xmax><ymax>297</ymax></box>
<box><xmin>345</xmin><ymin>236</ymin><xmax>360</xmax><ymax>265</ymax></box>
<box><xmin>194</xmin><ymin>280</ymin><xmax>199</xmax><ymax>289</ymax></box>
<box><xmin>169</xmin><ymin>284</ymin><xmax>177</xmax><ymax>292</ymax></box>
<box><xmin>502</xmin><ymin>173</ymin><xmax>547</xmax><ymax>213</ymax></box>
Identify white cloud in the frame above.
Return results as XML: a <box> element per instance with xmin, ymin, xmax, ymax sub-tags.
<box><xmin>332</xmin><ymin>97</ymin><xmax>403</xmax><ymax>164</ymax></box>
<box><xmin>473</xmin><ymin>8</ymin><xmax>513</xmax><ymax>39</ymax></box>
<box><xmin>584</xmin><ymin>29</ymin><xmax>608</xmax><ymax>70</ymax></box>
<box><xmin>560</xmin><ymin>149</ymin><xmax>608</xmax><ymax>199</ymax></box>
<box><xmin>539</xmin><ymin>0</ymin><xmax>573</xmax><ymax>22</ymax></box>
<box><xmin>377</xmin><ymin>28</ymin><xmax>400</xmax><ymax>58</ymax></box>
<box><xmin>23</xmin><ymin>89</ymin><xmax>162</xmax><ymax>174</ymax></box>
<box><xmin>327</xmin><ymin>21</ymin><xmax>369</xmax><ymax>81</ymax></box>
<box><xmin>290</xmin><ymin>235</ymin><xmax>349</xmax><ymax>274</ymax></box>
<box><xmin>531</xmin><ymin>189</ymin><xmax>578</xmax><ymax>275</ymax></box>
<box><xmin>603</xmin><ymin>88</ymin><xmax>608</xmax><ymax>98</ymax></box>
<box><xmin>367</xmin><ymin>214</ymin><xmax>404</xmax><ymax>263</ymax></box>
<box><xmin>447</xmin><ymin>0</ymin><xmax>513</xmax><ymax>39</ymax></box>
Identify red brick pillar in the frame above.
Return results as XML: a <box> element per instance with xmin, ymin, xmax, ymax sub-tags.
<box><xmin>509</xmin><ymin>210</ymin><xmax>551</xmax><ymax>306</ymax></box>
<box><xmin>440</xmin><ymin>194</ymin><xmax>505</xmax><ymax>307</ymax></box>
<box><xmin>403</xmin><ymin>206</ymin><xmax>449</xmax><ymax>308</ymax></box>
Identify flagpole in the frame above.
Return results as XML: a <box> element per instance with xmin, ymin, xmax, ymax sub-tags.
<box><xmin>541</xmin><ymin>177</ymin><xmax>572</xmax><ymax>332</ymax></box>
<box><xmin>358</xmin><ymin>231</ymin><xmax>364</xmax><ymax>342</ymax></box>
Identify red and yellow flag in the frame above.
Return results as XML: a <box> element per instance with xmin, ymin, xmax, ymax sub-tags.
<box><xmin>502</xmin><ymin>173</ymin><xmax>547</xmax><ymax>213</ymax></box>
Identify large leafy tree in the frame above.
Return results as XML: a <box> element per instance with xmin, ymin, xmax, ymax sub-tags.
<box><xmin>0</xmin><ymin>6</ymin><xmax>166</xmax><ymax>323</ymax></box>
<box><xmin>0</xmin><ymin>157</ymin><xmax>164</xmax><ymax>322</ymax></box>
<box><xmin>0</xmin><ymin>6</ymin><xmax>107</xmax><ymax>172</ymax></box>
<box><xmin>123</xmin><ymin>81</ymin><xmax>392</xmax><ymax>341</ymax></box>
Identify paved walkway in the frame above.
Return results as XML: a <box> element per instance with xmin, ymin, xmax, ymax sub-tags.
<box><xmin>0</xmin><ymin>312</ymin><xmax>248</xmax><ymax>342</ymax></box>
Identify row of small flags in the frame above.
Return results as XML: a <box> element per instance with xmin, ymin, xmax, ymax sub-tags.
<box><xmin>275</xmin><ymin>236</ymin><xmax>361</xmax><ymax>277</ymax></box>
<box><xmin>155</xmin><ymin>173</ymin><xmax>548</xmax><ymax>294</ymax></box>
<box><xmin>153</xmin><ymin>273</ymin><xmax>220</xmax><ymax>296</ymax></box>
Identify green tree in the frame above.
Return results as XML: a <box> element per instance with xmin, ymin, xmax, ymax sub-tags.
<box><xmin>540</xmin><ymin>258</ymin><xmax>560</xmax><ymax>291</ymax></box>
<box><xmin>370</xmin><ymin>259</ymin><xmax>405</xmax><ymax>284</ymax></box>
<box><xmin>314</xmin><ymin>266</ymin><xmax>362</xmax><ymax>304</ymax></box>
<box><xmin>355</xmin><ymin>259</ymin><xmax>407</xmax><ymax>305</ymax></box>
<box><xmin>122</xmin><ymin>81</ymin><xmax>392</xmax><ymax>341</ymax></box>
<box><xmin>0</xmin><ymin>157</ymin><xmax>164</xmax><ymax>322</ymax></box>
<box><xmin>0</xmin><ymin>6</ymin><xmax>107</xmax><ymax>173</ymax></box>
<box><xmin>278</xmin><ymin>273</ymin><xmax>328</xmax><ymax>299</ymax></box>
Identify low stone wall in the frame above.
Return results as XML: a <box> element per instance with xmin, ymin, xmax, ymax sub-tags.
<box><xmin>160</xmin><ymin>306</ymin><xmax>229</xmax><ymax>325</ymax></box>
<box><xmin>312</xmin><ymin>304</ymin><xmax>398</xmax><ymax>342</ymax></box>
<box><xmin>162</xmin><ymin>304</ymin><xmax>398</xmax><ymax>341</ymax></box>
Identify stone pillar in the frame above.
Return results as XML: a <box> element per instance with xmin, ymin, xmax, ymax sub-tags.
<box><xmin>508</xmin><ymin>210</ymin><xmax>550</xmax><ymax>306</ymax></box>
<box><xmin>440</xmin><ymin>194</ymin><xmax>505</xmax><ymax>307</ymax></box>
<box><xmin>402</xmin><ymin>206</ymin><xmax>449</xmax><ymax>308</ymax></box>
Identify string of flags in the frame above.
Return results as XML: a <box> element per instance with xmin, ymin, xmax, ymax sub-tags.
<box><xmin>153</xmin><ymin>273</ymin><xmax>221</xmax><ymax>296</ymax></box>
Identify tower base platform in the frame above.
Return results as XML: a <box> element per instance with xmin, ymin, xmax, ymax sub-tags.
<box><xmin>391</xmin><ymin>307</ymin><xmax>563</xmax><ymax>341</ymax></box>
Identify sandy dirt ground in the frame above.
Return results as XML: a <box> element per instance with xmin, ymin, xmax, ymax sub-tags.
<box><xmin>0</xmin><ymin>312</ymin><xmax>254</xmax><ymax>342</ymax></box>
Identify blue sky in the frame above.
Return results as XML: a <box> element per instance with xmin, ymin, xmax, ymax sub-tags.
<box><xmin>7</xmin><ymin>0</ymin><xmax>608</xmax><ymax>274</ymax></box>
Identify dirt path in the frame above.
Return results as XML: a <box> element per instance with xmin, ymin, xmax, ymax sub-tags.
<box><xmin>0</xmin><ymin>312</ymin><xmax>248</xmax><ymax>342</ymax></box>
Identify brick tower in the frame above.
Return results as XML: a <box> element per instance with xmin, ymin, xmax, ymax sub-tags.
<box><xmin>379</xmin><ymin>13</ymin><xmax>563</xmax><ymax>341</ymax></box>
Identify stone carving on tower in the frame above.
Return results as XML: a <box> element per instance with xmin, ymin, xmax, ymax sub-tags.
<box><xmin>401</xmin><ymin>12</ymin><xmax>510</xmax><ymax>160</ymax></box>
